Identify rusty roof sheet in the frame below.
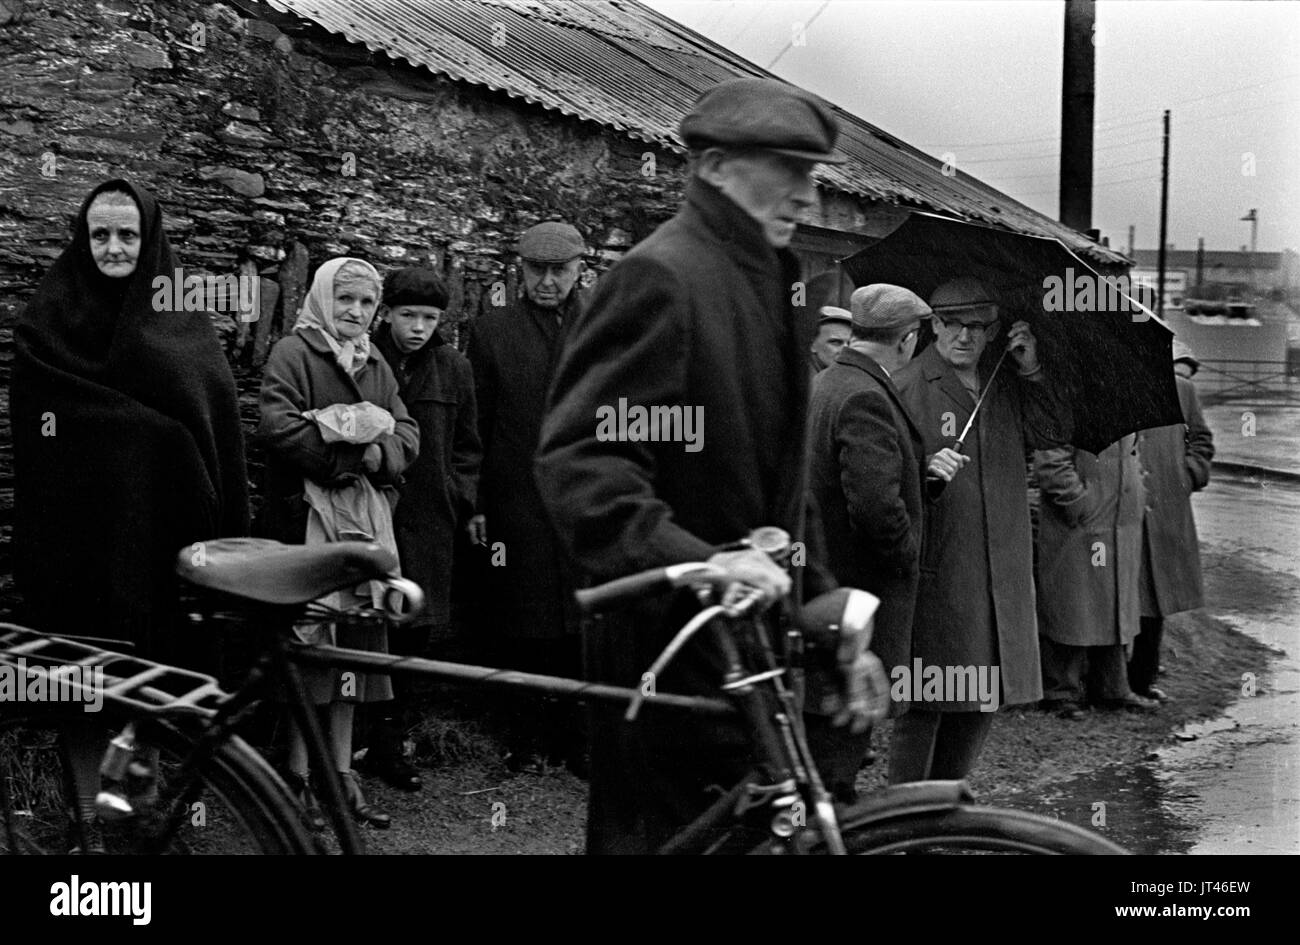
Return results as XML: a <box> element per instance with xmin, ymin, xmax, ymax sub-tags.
<box><xmin>264</xmin><ymin>0</ymin><xmax>1125</xmax><ymax>264</ymax></box>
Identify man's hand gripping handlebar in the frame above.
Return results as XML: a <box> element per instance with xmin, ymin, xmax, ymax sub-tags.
<box><xmin>573</xmin><ymin>529</ymin><xmax>891</xmax><ymax>732</ymax></box>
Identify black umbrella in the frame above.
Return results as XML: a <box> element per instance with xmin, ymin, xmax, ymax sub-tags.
<box><xmin>842</xmin><ymin>212</ymin><xmax>1183</xmax><ymax>455</ymax></box>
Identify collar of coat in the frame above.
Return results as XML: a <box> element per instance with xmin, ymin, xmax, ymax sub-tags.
<box><xmin>372</xmin><ymin>321</ymin><xmax>446</xmax><ymax>370</ymax></box>
<box><xmin>917</xmin><ymin>341</ymin><xmax>986</xmax><ymax>412</ymax></box>
<box><xmin>682</xmin><ymin>177</ymin><xmax>795</xmax><ymax>278</ymax></box>
<box><xmin>296</xmin><ymin>324</ymin><xmax>382</xmax><ymax>366</ymax></box>
<box><xmin>835</xmin><ymin>345</ymin><xmax>892</xmax><ymax>382</ymax></box>
<box><xmin>833</xmin><ymin>346</ymin><xmax>924</xmax><ymax>438</ymax></box>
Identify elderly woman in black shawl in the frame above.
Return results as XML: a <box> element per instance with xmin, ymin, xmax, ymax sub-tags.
<box><xmin>10</xmin><ymin>178</ymin><xmax>249</xmax><ymax>849</ymax></box>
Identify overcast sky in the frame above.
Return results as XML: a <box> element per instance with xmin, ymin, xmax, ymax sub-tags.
<box><xmin>643</xmin><ymin>0</ymin><xmax>1300</xmax><ymax>255</ymax></box>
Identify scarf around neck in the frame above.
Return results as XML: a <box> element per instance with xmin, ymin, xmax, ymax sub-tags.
<box><xmin>293</xmin><ymin>256</ymin><xmax>382</xmax><ymax>376</ymax></box>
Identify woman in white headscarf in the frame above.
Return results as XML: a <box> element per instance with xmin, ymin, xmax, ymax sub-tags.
<box><xmin>257</xmin><ymin>257</ymin><xmax>419</xmax><ymax>829</ymax></box>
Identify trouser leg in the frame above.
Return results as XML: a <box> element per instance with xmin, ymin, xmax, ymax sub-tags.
<box><xmin>803</xmin><ymin>715</ymin><xmax>873</xmax><ymax>803</ymax></box>
<box><xmin>887</xmin><ymin>708</ymin><xmax>941</xmax><ymax>784</ymax></box>
<box><xmin>501</xmin><ymin>637</ymin><xmax>585</xmax><ymax>766</ymax></box>
<box><xmin>1039</xmin><ymin>637</ymin><xmax>1087</xmax><ymax>703</ymax></box>
<box><xmin>1128</xmin><ymin>616</ymin><xmax>1163</xmax><ymax>695</ymax></box>
<box><xmin>928</xmin><ymin>711</ymin><xmax>996</xmax><ymax>780</ymax></box>
<box><xmin>1087</xmin><ymin>643</ymin><xmax>1133</xmax><ymax>702</ymax></box>
<box><xmin>368</xmin><ymin>622</ymin><xmax>431</xmax><ymax>764</ymax></box>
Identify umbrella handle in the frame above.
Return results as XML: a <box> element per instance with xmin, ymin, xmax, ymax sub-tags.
<box><xmin>926</xmin><ymin>347</ymin><xmax>1012</xmax><ymax>478</ymax></box>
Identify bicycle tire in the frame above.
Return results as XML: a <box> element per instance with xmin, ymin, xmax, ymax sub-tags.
<box><xmin>838</xmin><ymin>806</ymin><xmax>1127</xmax><ymax>854</ymax></box>
<box><xmin>0</xmin><ymin>707</ymin><xmax>317</xmax><ymax>855</ymax></box>
<box><xmin>765</xmin><ymin>806</ymin><xmax>1126</xmax><ymax>855</ymax></box>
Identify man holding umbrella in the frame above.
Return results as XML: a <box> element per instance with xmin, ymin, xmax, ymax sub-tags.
<box><xmin>891</xmin><ymin>276</ymin><xmax>1063</xmax><ymax>783</ymax></box>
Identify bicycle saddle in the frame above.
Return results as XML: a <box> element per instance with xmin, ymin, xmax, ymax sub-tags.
<box><xmin>175</xmin><ymin>537</ymin><xmax>398</xmax><ymax>606</ymax></box>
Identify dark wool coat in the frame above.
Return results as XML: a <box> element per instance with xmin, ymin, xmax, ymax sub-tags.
<box><xmin>808</xmin><ymin>347</ymin><xmax>928</xmax><ymax>702</ymax></box>
<box><xmin>535</xmin><ymin>177</ymin><xmax>836</xmax><ymax>855</ymax></box>
<box><xmin>467</xmin><ymin>292</ymin><xmax>583</xmax><ymax>641</ymax></box>
<box><xmin>11</xmin><ymin>179</ymin><xmax>249</xmax><ymax>662</ymax></box>
<box><xmin>893</xmin><ymin>343</ymin><xmax>1062</xmax><ymax>709</ymax></box>
<box><xmin>374</xmin><ymin>324</ymin><xmax>481</xmax><ymax>628</ymax></box>
<box><xmin>256</xmin><ymin>329</ymin><xmax>419</xmax><ymax>546</ymax></box>
<box><xmin>1034</xmin><ymin>434</ymin><xmax>1145</xmax><ymax>647</ymax></box>
<box><xmin>1136</xmin><ymin>375</ymin><xmax>1214</xmax><ymax>615</ymax></box>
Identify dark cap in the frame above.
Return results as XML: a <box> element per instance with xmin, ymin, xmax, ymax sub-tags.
<box><xmin>817</xmin><ymin>306</ymin><xmax>853</xmax><ymax>327</ymax></box>
<box><xmin>517</xmin><ymin>222</ymin><xmax>585</xmax><ymax>263</ymax></box>
<box><xmin>849</xmin><ymin>284</ymin><xmax>932</xmax><ymax>332</ymax></box>
<box><xmin>383</xmin><ymin>266</ymin><xmax>449</xmax><ymax>309</ymax></box>
<box><xmin>679</xmin><ymin>78</ymin><xmax>846</xmax><ymax>164</ymax></box>
<box><xmin>928</xmin><ymin>276</ymin><xmax>998</xmax><ymax>319</ymax></box>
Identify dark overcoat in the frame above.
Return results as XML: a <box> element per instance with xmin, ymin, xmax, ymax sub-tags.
<box><xmin>373</xmin><ymin>324</ymin><xmax>481</xmax><ymax>628</ymax></box>
<box><xmin>256</xmin><ymin>329</ymin><xmax>420</xmax><ymax>545</ymax></box>
<box><xmin>1033</xmin><ymin>435</ymin><xmax>1145</xmax><ymax>647</ymax></box>
<box><xmin>467</xmin><ymin>292</ymin><xmax>582</xmax><ymax>641</ymax></box>
<box><xmin>893</xmin><ymin>343</ymin><xmax>1061</xmax><ymax>709</ymax></box>
<box><xmin>535</xmin><ymin>177</ymin><xmax>835</xmax><ymax>854</ymax></box>
<box><xmin>1136</xmin><ymin>375</ymin><xmax>1213</xmax><ymax>615</ymax></box>
<box><xmin>807</xmin><ymin>347</ymin><xmax>926</xmax><ymax>697</ymax></box>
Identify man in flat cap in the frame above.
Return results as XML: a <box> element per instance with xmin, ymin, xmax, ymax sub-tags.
<box><xmin>810</xmin><ymin>306</ymin><xmax>853</xmax><ymax>373</ymax></box>
<box><xmin>467</xmin><ymin>220</ymin><xmax>587</xmax><ymax>773</ymax></box>
<box><xmin>805</xmin><ymin>284</ymin><xmax>967</xmax><ymax>800</ymax></box>
<box><xmin>891</xmin><ymin>276</ymin><xmax>1062</xmax><ymax>783</ymax></box>
<box><xmin>536</xmin><ymin>77</ymin><xmax>888</xmax><ymax>853</ymax></box>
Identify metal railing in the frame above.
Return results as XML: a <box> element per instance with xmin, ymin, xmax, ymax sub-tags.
<box><xmin>1194</xmin><ymin>359</ymin><xmax>1300</xmax><ymax>404</ymax></box>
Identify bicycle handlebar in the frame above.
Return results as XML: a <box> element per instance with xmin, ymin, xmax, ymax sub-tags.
<box><xmin>574</xmin><ymin>562</ymin><xmax>727</xmax><ymax>614</ymax></box>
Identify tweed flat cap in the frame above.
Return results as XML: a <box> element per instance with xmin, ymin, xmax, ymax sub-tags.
<box><xmin>849</xmin><ymin>284</ymin><xmax>932</xmax><ymax>331</ymax></box>
<box><xmin>517</xmin><ymin>222</ymin><xmax>586</xmax><ymax>263</ymax></box>
<box><xmin>679</xmin><ymin>77</ymin><xmax>846</xmax><ymax>164</ymax></box>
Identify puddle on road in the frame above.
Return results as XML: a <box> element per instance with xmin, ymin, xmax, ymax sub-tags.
<box><xmin>987</xmin><ymin>663</ymin><xmax>1300</xmax><ymax>855</ymax></box>
<box><xmin>989</xmin><ymin>762</ymin><xmax>1200</xmax><ymax>854</ymax></box>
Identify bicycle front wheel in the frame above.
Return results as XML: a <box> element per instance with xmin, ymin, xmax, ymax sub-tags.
<box><xmin>1</xmin><ymin>708</ymin><xmax>317</xmax><ymax>855</ymax></box>
<box><xmin>835</xmin><ymin>806</ymin><xmax>1128</xmax><ymax>854</ymax></box>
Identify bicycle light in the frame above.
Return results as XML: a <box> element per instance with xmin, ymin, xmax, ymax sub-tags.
<box><xmin>796</xmin><ymin>588</ymin><xmax>879</xmax><ymax>657</ymax></box>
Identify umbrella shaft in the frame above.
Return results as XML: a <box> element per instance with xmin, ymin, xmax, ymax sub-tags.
<box><xmin>954</xmin><ymin>347</ymin><xmax>1011</xmax><ymax>452</ymax></box>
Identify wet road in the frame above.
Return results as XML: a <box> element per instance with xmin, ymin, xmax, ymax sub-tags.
<box><xmin>1171</xmin><ymin>472</ymin><xmax>1300</xmax><ymax>854</ymax></box>
<box><xmin>1024</xmin><ymin>472</ymin><xmax>1300</xmax><ymax>854</ymax></box>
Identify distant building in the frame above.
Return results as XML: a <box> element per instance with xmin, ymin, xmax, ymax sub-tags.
<box><xmin>1131</xmin><ymin>248</ymin><xmax>1300</xmax><ymax>307</ymax></box>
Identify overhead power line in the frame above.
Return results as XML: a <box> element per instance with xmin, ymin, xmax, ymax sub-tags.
<box><xmin>915</xmin><ymin>72</ymin><xmax>1300</xmax><ymax>151</ymax></box>
<box><xmin>765</xmin><ymin>0</ymin><xmax>831</xmax><ymax>69</ymax></box>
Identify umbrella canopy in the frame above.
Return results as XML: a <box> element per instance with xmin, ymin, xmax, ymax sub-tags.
<box><xmin>842</xmin><ymin>212</ymin><xmax>1182</xmax><ymax>454</ymax></box>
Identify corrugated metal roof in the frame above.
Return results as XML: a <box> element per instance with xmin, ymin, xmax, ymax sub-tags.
<box><xmin>264</xmin><ymin>0</ymin><xmax>1126</xmax><ymax>264</ymax></box>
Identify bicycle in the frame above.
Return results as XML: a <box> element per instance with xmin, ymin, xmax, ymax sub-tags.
<box><xmin>0</xmin><ymin>531</ymin><xmax>1126</xmax><ymax>854</ymax></box>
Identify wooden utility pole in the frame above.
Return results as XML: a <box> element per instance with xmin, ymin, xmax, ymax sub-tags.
<box><xmin>1059</xmin><ymin>0</ymin><xmax>1096</xmax><ymax>233</ymax></box>
<box><xmin>1157</xmin><ymin>110</ymin><xmax>1170</xmax><ymax>319</ymax></box>
<box><xmin>1195</xmin><ymin>236</ymin><xmax>1205</xmax><ymax>295</ymax></box>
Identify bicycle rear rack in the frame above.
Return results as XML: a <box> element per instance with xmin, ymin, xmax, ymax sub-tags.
<box><xmin>0</xmin><ymin>624</ymin><xmax>227</xmax><ymax>719</ymax></box>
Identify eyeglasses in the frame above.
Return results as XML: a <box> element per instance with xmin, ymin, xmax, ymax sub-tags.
<box><xmin>935</xmin><ymin>315</ymin><xmax>994</xmax><ymax>335</ymax></box>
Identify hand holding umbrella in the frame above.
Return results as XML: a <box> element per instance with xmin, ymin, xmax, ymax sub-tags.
<box><xmin>924</xmin><ymin>319</ymin><xmax>1036</xmax><ymax>482</ymax></box>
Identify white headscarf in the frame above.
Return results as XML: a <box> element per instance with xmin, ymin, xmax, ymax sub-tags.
<box><xmin>293</xmin><ymin>257</ymin><xmax>383</xmax><ymax>376</ymax></box>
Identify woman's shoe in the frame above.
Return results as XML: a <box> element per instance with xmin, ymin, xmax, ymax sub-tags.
<box><xmin>339</xmin><ymin>770</ymin><xmax>391</xmax><ymax>829</ymax></box>
<box><xmin>284</xmin><ymin>771</ymin><xmax>327</xmax><ymax>832</ymax></box>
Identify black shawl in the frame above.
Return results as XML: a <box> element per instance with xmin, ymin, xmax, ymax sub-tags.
<box><xmin>10</xmin><ymin>179</ymin><xmax>249</xmax><ymax>656</ymax></box>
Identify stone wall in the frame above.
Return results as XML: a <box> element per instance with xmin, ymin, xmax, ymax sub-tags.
<box><xmin>0</xmin><ymin>0</ymin><xmax>883</xmax><ymax>614</ymax></box>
